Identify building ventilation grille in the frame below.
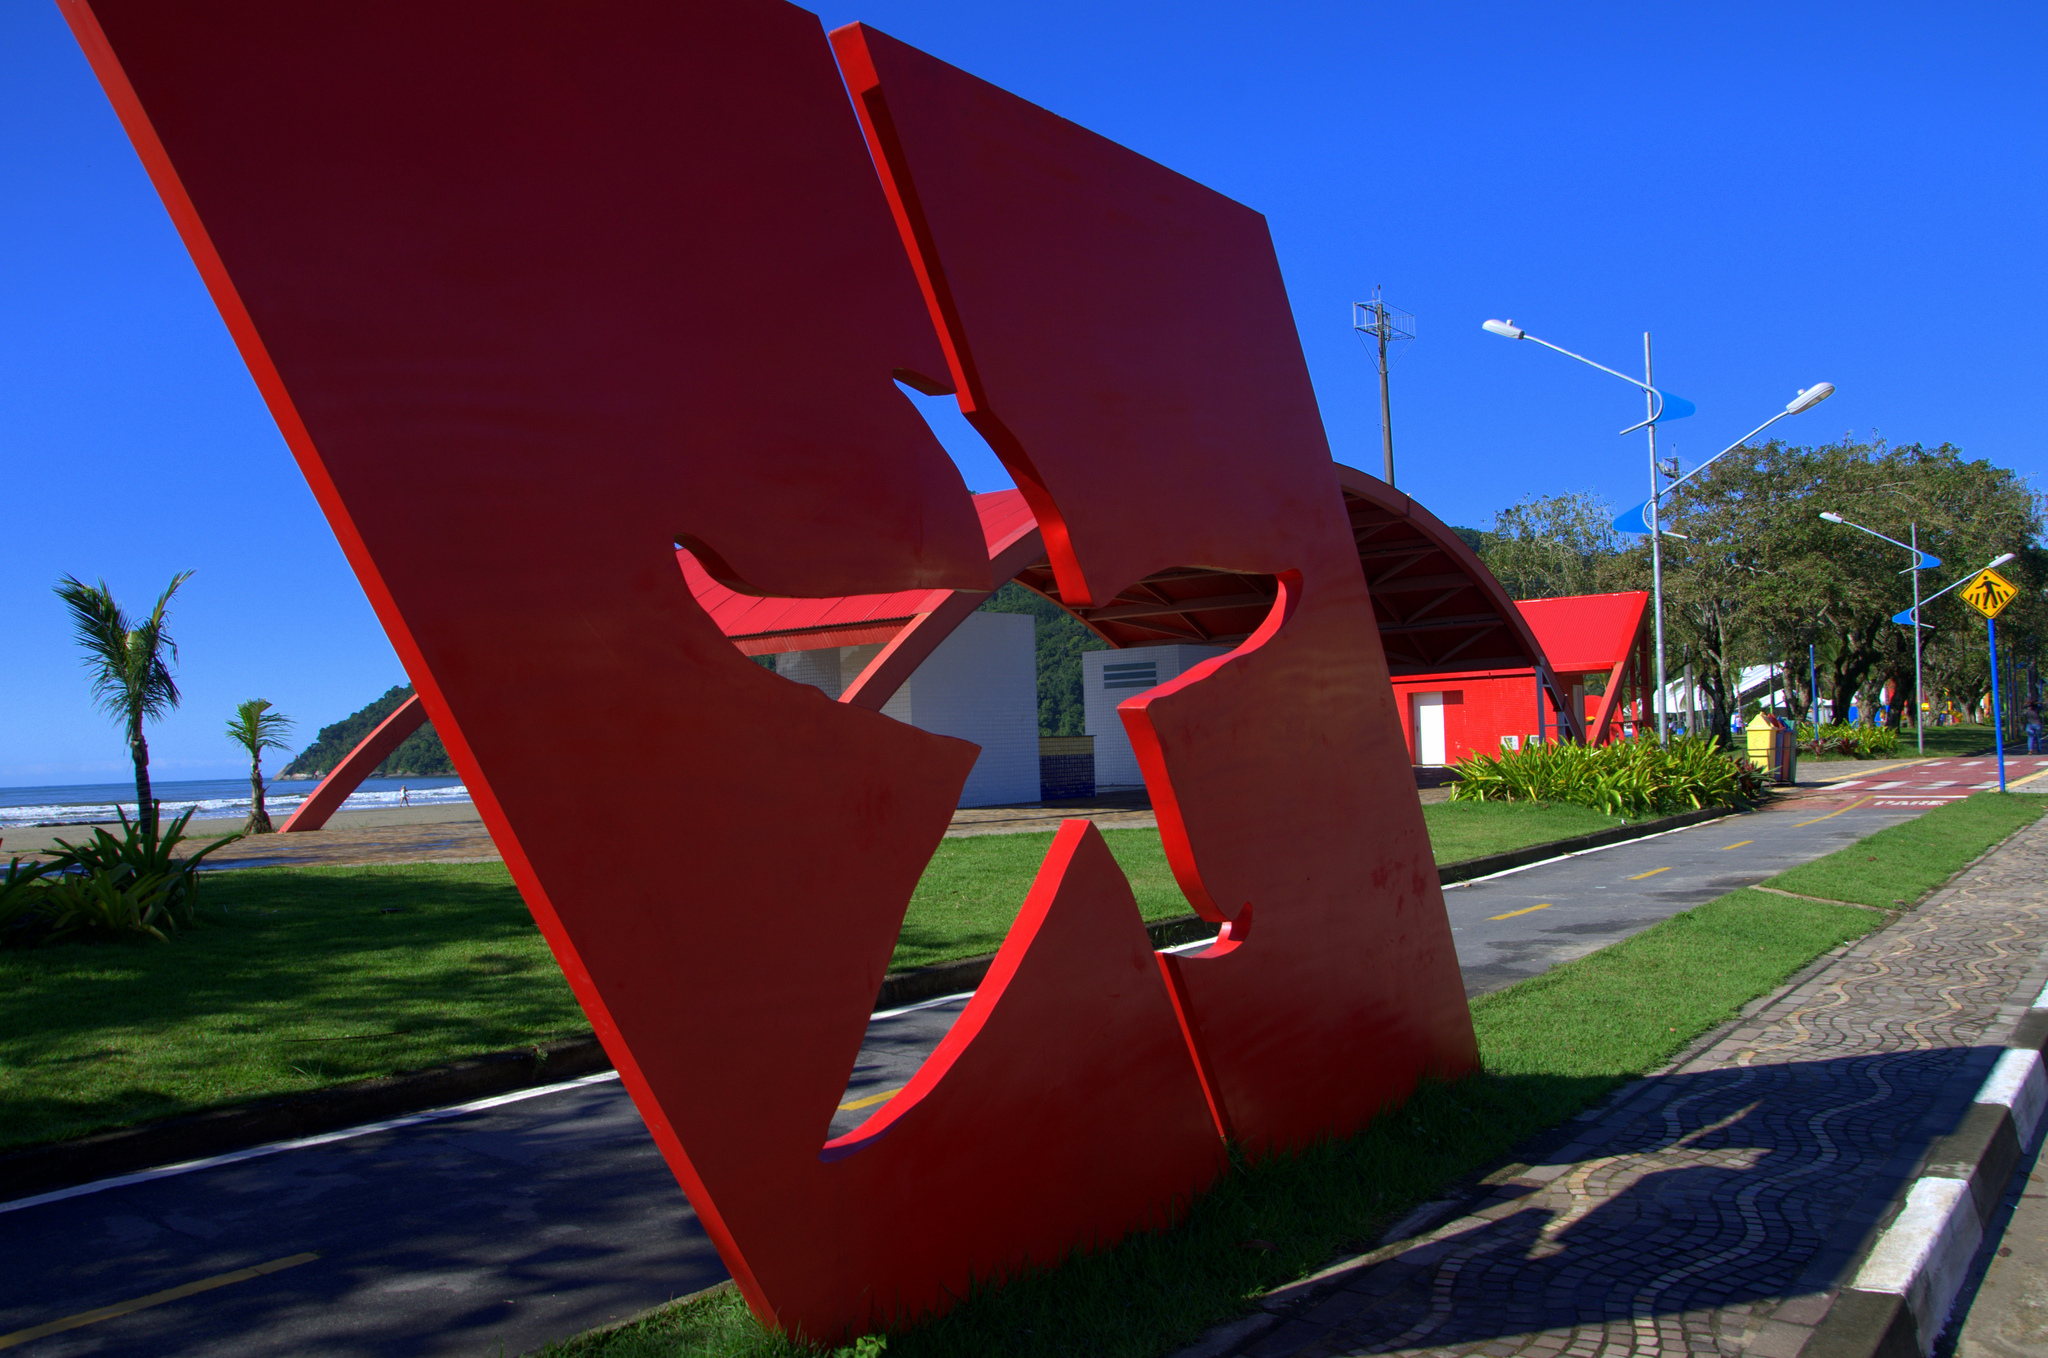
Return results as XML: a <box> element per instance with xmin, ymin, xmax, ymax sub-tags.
<box><xmin>1101</xmin><ymin>661</ymin><xmax>1160</xmax><ymax>691</ymax></box>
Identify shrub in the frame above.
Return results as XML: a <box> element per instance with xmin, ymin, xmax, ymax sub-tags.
<box><xmin>3</xmin><ymin>807</ymin><xmax>239</xmax><ymax>946</ymax></box>
<box><xmin>1449</xmin><ymin>735</ymin><xmax>1766</xmax><ymax>818</ymax></box>
<box><xmin>1795</xmin><ymin>722</ymin><xmax>1900</xmax><ymax>759</ymax></box>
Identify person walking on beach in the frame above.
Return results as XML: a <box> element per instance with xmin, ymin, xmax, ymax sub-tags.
<box><xmin>400</xmin><ymin>784</ymin><xmax>410</xmax><ymax>808</ymax></box>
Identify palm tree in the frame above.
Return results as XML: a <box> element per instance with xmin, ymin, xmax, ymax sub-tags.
<box><xmin>54</xmin><ymin>572</ymin><xmax>193</xmax><ymax>839</ymax></box>
<box><xmin>226</xmin><ymin>699</ymin><xmax>295</xmax><ymax>834</ymax></box>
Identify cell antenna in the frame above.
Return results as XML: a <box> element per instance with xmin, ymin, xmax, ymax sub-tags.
<box><xmin>1352</xmin><ymin>288</ymin><xmax>1414</xmax><ymax>486</ymax></box>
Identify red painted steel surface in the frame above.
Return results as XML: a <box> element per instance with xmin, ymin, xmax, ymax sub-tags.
<box><xmin>68</xmin><ymin>0</ymin><xmax>1471</xmax><ymax>1336</ymax></box>
<box><xmin>837</xmin><ymin>25</ymin><xmax>1477</xmax><ymax>1155</ymax></box>
<box><xmin>1517</xmin><ymin>592</ymin><xmax>1650</xmax><ymax>744</ymax></box>
<box><xmin>1516</xmin><ymin>592</ymin><xmax>1651</xmax><ymax>676</ymax></box>
<box><xmin>275</xmin><ymin>693</ymin><xmax>426</xmax><ymax>832</ymax></box>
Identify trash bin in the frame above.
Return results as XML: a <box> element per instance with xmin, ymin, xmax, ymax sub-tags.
<box><xmin>1744</xmin><ymin>711</ymin><xmax>1799</xmax><ymax>785</ymax></box>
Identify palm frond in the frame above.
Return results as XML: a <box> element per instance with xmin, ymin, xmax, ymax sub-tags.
<box><xmin>227</xmin><ymin>698</ymin><xmax>296</xmax><ymax>755</ymax></box>
<box><xmin>54</xmin><ymin>576</ymin><xmax>138</xmax><ymax>721</ymax></box>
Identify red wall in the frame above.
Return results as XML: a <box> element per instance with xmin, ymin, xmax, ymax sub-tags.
<box><xmin>1390</xmin><ymin>670</ymin><xmax>1547</xmax><ymax>765</ymax></box>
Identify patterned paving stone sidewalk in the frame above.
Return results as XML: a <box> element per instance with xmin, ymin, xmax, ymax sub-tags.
<box><xmin>1214</xmin><ymin>815</ymin><xmax>2048</xmax><ymax>1358</ymax></box>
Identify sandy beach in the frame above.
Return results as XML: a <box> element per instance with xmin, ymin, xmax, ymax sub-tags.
<box><xmin>1</xmin><ymin>793</ymin><xmax>1187</xmax><ymax>869</ymax></box>
<box><xmin>2</xmin><ymin>801</ymin><xmax>492</xmax><ymax>865</ymax></box>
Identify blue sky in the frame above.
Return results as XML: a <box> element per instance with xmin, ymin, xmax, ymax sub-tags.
<box><xmin>3</xmin><ymin>1</ymin><xmax>2041</xmax><ymax>784</ymax></box>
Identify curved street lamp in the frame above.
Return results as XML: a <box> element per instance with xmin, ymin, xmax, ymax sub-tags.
<box><xmin>1483</xmin><ymin>317</ymin><xmax>1829</xmax><ymax>742</ymax></box>
<box><xmin>1818</xmin><ymin>511</ymin><xmax>1950</xmax><ymax>752</ymax></box>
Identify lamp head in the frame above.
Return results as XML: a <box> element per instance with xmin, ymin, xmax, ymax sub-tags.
<box><xmin>1482</xmin><ymin>319</ymin><xmax>1525</xmax><ymax>340</ymax></box>
<box><xmin>1819</xmin><ymin>511</ymin><xmax>1845</xmax><ymax>524</ymax></box>
<box><xmin>1786</xmin><ymin>382</ymin><xmax>1836</xmax><ymax>415</ymax></box>
<box><xmin>1990</xmin><ymin>552</ymin><xmax>2017</xmax><ymax>568</ymax></box>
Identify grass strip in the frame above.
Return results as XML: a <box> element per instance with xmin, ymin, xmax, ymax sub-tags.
<box><xmin>0</xmin><ymin>862</ymin><xmax>584</xmax><ymax>1153</ymax></box>
<box><xmin>548</xmin><ymin>795</ymin><xmax>2046</xmax><ymax>1357</ymax></box>
<box><xmin>1766</xmin><ymin>791</ymin><xmax>2046</xmax><ymax>909</ymax></box>
<box><xmin>0</xmin><ymin>801</ymin><xmax>1618</xmax><ymax>1150</ymax></box>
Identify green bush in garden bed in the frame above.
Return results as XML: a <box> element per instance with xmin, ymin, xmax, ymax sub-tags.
<box><xmin>1449</xmin><ymin>734</ymin><xmax>1766</xmax><ymax>818</ymax></box>
<box><xmin>1796</xmin><ymin>721</ymin><xmax>1900</xmax><ymax>759</ymax></box>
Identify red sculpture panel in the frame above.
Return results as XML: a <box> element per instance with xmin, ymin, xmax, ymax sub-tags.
<box><xmin>836</xmin><ymin>25</ymin><xmax>1477</xmax><ymax>1152</ymax></box>
<box><xmin>64</xmin><ymin>0</ymin><xmax>1475</xmax><ymax>1340</ymax></box>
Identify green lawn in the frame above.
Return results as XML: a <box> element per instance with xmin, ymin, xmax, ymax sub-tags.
<box><xmin>0</xmin><ymin>863</ymin><xmax>585</xmax><ymax>1153</ymax></box>
<box><xmin>1420</xmin><ymin>799</ymin><xmax>1622</xmax><ymax>865</ymax></box>
<box><xmin>546</xmin><ymin>792</ymin><xmax>2046</xmax><ymax>1358</ymax></box>
<box><xmin>1765</xmin><ymin>791</ymin><xmax>2045</xmax><ymax>908</ymax></box>
<box><xmin>0</xmin><ymin>799</ymin><xmax>1621</xmax><ymax>1152</ymax></box>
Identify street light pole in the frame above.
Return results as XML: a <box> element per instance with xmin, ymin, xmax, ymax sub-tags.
<box><xmin>1484</xmin><ymin>318</ymin><xmax>1835</xmax><ymax>746</ymax></box>
<box><xmin>1482</xmin><ymin>318</ymin><xmax>1694</xmax><ymax>742</ymax></box>
<box><xmin>1911</xmin><ymin>524</ymin><xmax>1924</xmax><ymax>752</ymax></box>
<box><xmin>1643</xmin><ymin>334</ymin><xmax>1669</xmax><ymax>740</ymax></box>
<box><xmin>1818</xmin><ymin>512</ymin><xmax>1941</xmax><ymax>753</ymax></box>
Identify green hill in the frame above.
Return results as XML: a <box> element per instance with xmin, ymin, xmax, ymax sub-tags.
<box><xmin>977</xmin><ymin>582</ymin><xmax>1107</xmax><ymax>736</ymax></box>
<box><xmin>280</xmin><ymin>684</ymin><xmax>455</xmax><ymax>779</ymax></box>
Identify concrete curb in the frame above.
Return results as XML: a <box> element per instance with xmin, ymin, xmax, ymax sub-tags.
<box><xmin>0</xmin><ymin>805</ymin><xmax>1732</xmax><ymax>1206</ymax></box>
<box><xmin>1804</xmin><ymin>989</ymin><xmax>2048</xmax><ymax>1358</ymax></box>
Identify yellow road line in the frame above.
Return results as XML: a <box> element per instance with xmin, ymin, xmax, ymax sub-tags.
<box><xmin>2010</xmin><ymin>767</ymin><xmax>2048</xmax><ymax>788</ymax></box>
<box><xmin>838</xmin><ymin>1087</ymin><xmax>902</xmax><ymax>1112</ymax></box>
<box><xmin>1488</xmin><ymin>903</ymin><xmax>1552</xmax><ymax>921</ymax></box>
<box><xmin>1719</xmin><ymin>840</ymin><xmax>1754</xmax><ymax>850</ymax></box>
<box><xmin>1795</xmin><ymin>795</ymin><xmax>1873</xmax><ymax>827</ymax></box>
<box><xmin>0</xmin><ymin>1253</ymin><xmax>318</xmax><ymax>1350</ymax></box>
<box><xmin>1628</xmin><ymin>866</ymin><xmax>1672</xmax><ymax>880</ymax></box>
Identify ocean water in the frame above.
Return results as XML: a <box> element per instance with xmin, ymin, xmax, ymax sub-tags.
<box><xmin>0</xmin><ymin>775</ymin><xmax>471</xmax><ymax>830</ymax></box>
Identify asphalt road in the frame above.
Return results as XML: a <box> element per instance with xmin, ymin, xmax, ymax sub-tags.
<box><xmin>0</xmin><ymin>791</ymin><xmax>1964</xmax><ymax>1356</ymax></box>
<box><xmin>1443</xmin><ymin>796</ymin><xmax>1927</xmax><ymax>995</ymax></box>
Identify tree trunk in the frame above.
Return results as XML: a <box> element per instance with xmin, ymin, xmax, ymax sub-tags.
<box><xmin>129</xmin><ymin>707</ymin><xmax>155</xmax><ymax>839</ymax></box>
<box><xmin>245</xmin><ymin>753</ymin><xmax>273</xmax><ymax>834</ymax></box>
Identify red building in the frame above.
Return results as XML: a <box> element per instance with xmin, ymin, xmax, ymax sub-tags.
<box><xmin>1390</xmin><ymin>589</ymin><xmax>1652</xmax><ymax>765</ymax></box>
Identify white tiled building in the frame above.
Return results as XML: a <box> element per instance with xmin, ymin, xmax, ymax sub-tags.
<box><xmin>772</xmin><ymin>610</ymin><xmax>1038</xmax><ymax>808</ymax></box>
<box><xmin>1083</xmin><ymin>643</ymin><xmax>1229</xmax><ymax>788</ymax></box>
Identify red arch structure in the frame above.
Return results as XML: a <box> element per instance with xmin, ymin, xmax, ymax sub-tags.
<box><xmin>1334</xmin><ymin>464</ymin><xmax>1584</xmax><ymax>745</ymax></box>
<box><xmin>275</xmin><ymin>694</ymin><xmax>427</xmax><ymax>831</ymax></box>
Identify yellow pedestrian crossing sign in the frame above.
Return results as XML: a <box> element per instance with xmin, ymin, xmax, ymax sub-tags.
<box><xmin>1961</xmin><ymin>567</ymin><xmax>2018</xmax><ymax>619</ymax></box>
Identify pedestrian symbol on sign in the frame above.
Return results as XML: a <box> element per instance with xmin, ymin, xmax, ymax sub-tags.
<box><xmin>1960</xmin><ymin>568</ymin><xmax>2018</xmax><ymax>620</ymax></box>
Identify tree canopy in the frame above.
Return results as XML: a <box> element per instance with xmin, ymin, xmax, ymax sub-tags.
<box><xmin>1465</xmin><ymin>440</ymin><xmax>2044</xmax><ymax>739</ymax></box>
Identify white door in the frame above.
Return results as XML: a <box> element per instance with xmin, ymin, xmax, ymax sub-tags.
<box><xmin>1412</xmin><ymin>691</ymin><xmax>1446</xmax><ymax>765</ymax></box>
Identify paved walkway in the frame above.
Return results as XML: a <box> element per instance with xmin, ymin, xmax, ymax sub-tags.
<box><xmin>1217</xmin><ymin>813</ymin><xmax>2048</xmax><ymax>1358</ymax></box>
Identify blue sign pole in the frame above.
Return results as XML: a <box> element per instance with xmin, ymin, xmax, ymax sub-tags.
<box><xmin>1989</xmin><ymin>616</ymin><xmax>2007</xmax><ymax>792</ymax></box>
<box><xmin>1809</xmin><ymin>644</ymin><xmax>1820</xmax><ymax>727</ymax></box>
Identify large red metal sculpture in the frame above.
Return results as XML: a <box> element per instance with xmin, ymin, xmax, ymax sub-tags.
<box><xmin>63</xmin><ymin>0</ymin><xmax>1474</xmax><ymax>1339</ymax></box>
<box><xmin>836</xmin><ymin>25</ymin><xmax>1475</xmax><ymax>1153</ymax></box>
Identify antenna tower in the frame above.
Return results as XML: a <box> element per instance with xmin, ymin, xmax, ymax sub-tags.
<box><xmin>1352</xmin><ymin>288</ymin><xmax>1414</xmax><ymax>487</ymax></box>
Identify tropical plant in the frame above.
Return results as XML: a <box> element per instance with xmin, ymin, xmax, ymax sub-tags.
<box><xmin>1795</xmin><ymin>722</ymin><xmax>1900</xmax><ymax>759</ymax></box>
<box><xmin>226</xmin><ymin>698</ymin><xmax>295</xmax><ymax>833</ymax></box>
<box><xmin>41</xmin><ymin>806</ymin><xmax>239</xmax><ymax>933</ymax></box>
<box><xmin>0</xmin><ymin>858</ymin><xmax>57</xmax><ymax>945</ymax></box>
<box><xmin>33</xmin><ymin>867</ymin><xmax>186</xmax><ymax>944</ymax></box>
<box><xmin>53</xmin><ymin>570</ymin><xmax>194</xmax><ymax>838</ymax></box>
<box><xmin>1449</xmin><ymin>735</ymin><xmax>1767</xmax><ymax>818</ymax></box>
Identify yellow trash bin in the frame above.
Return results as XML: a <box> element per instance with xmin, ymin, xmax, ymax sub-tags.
<box><xmin>1744</xmin><ymin>711</ymin><xmax>1798</xmax><ymax>785</ymax></box>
